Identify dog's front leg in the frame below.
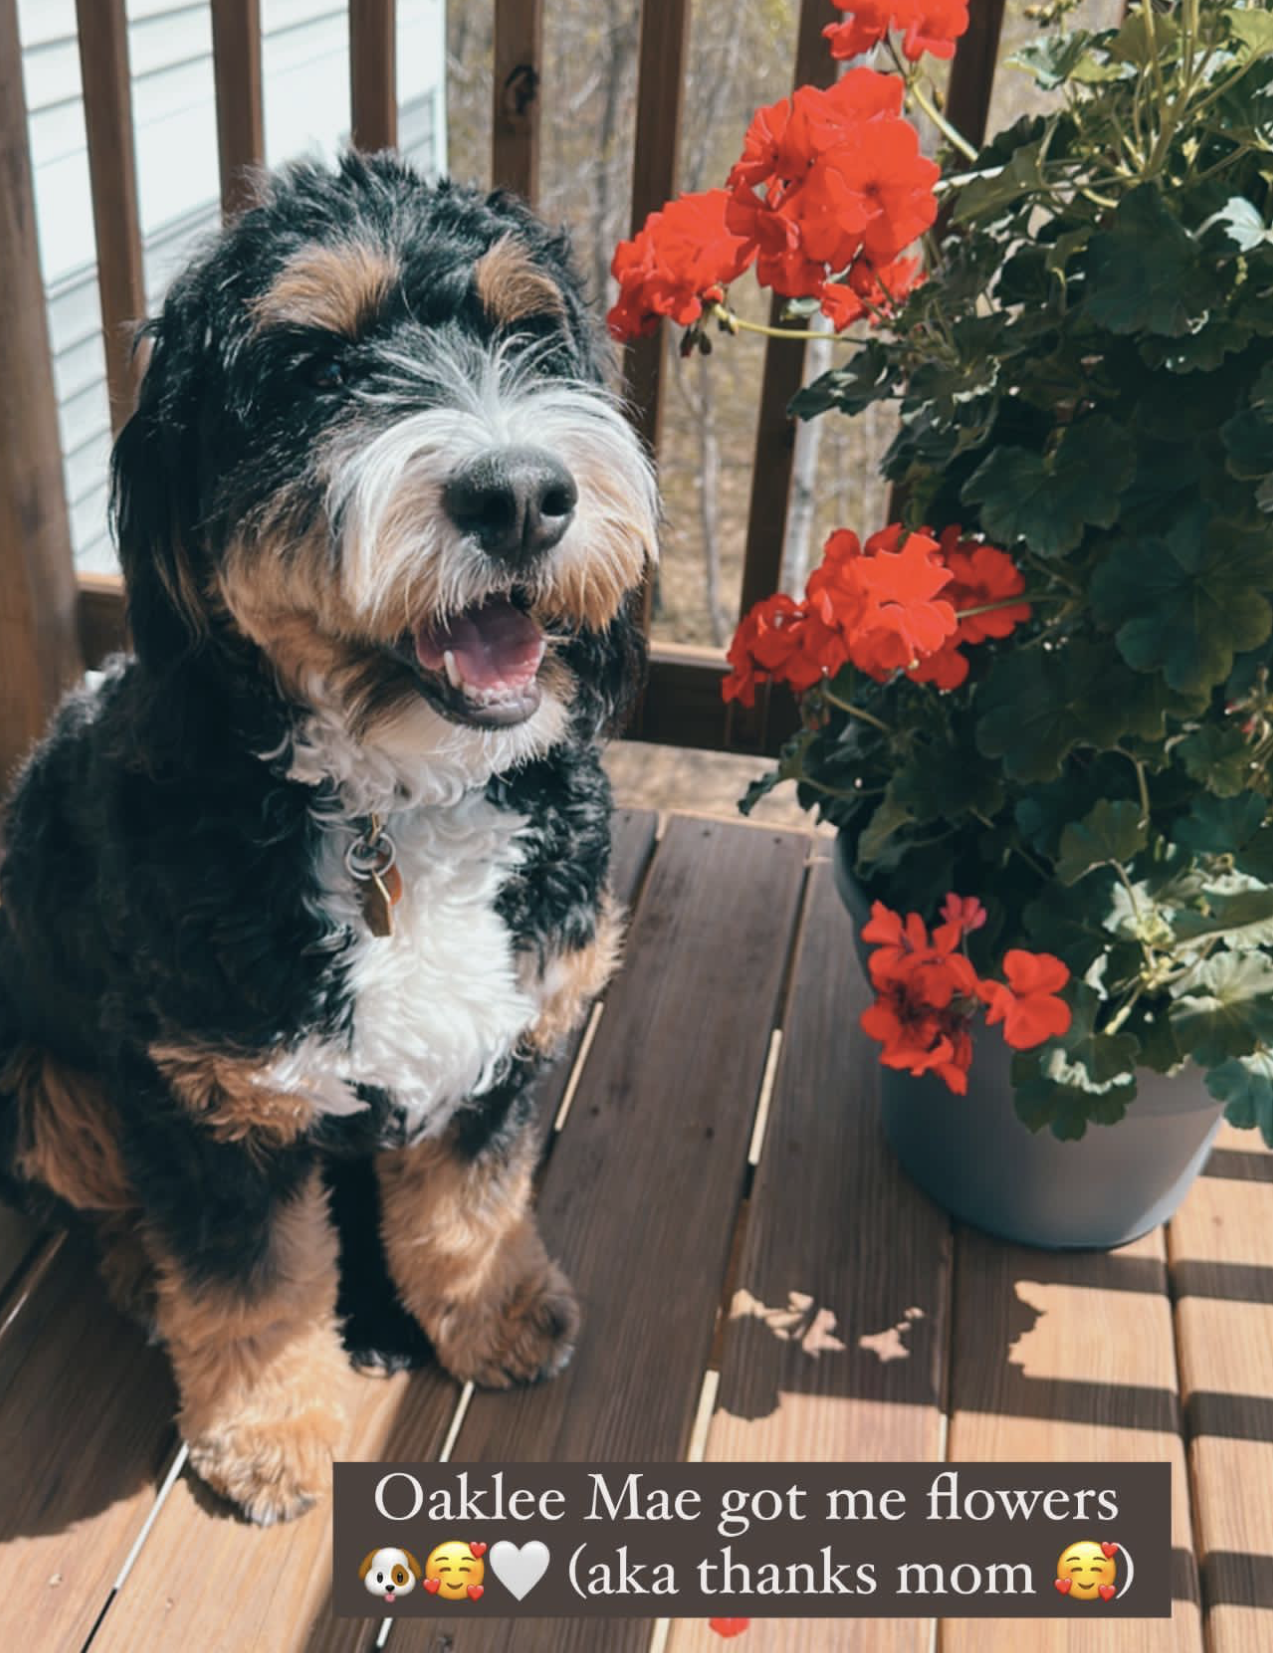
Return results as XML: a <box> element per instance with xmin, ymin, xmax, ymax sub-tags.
<box><xmin>145</xmin><ymin>1165</ymin><xmax>348</xmax><ymax>1524</ymax></box>
<box><xmin>376</xmin><ymin>1123</ymin><xmax>578</xmax><ymax>1388</ymax></box>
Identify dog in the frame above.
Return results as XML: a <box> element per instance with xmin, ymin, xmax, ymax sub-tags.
<box><xmin>360</xmin><ymin>1547</ymin><xmax>422</xmax><ymax>1603</ymax></box>
<box><xmin>0</xmin><ymin>152</ymin><xmax>657</xmax><ymax>1525</ymax></box>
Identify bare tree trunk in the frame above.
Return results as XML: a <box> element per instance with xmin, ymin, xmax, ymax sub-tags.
<box><xmin>590</xmin><ymin>0</ymin><xmax>636</xmax><ymax>306</ymax></box>
<box><xmin>695</xmin><ymin>351</ymin><xmax>726</xmax><ymax>643</ymax></box>
<box><xmin>781</xmin><ymin>318</ymin><xmax>833</xmax><ymax>593</ymax></box>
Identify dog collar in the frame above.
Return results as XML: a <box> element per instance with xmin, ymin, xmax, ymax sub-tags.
<box><xmin>345</xmin><ymin>813</ymin><xmax>403</xmax><ymax>938</ymax></box>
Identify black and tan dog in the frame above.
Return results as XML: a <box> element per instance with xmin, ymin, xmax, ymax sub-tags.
<box><xmin>0</xmin><ymin>153</ymin><xmax>657</xmax><ymax>1523</ymax></box>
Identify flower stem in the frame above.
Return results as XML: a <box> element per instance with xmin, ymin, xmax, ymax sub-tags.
<box><xmin>954</xmin><ymin>591</ymin><xmax>1053</xmax><ymax>620</ymax></box>
<box><xmin>709</xmin><ymin>302</ymin><xmax>853</xmax><ymax>345</ymax></box>
<box><xmin>909</xmin><ymin>79</ymin><xmax>979</xmax><ymax>163</ymax></box>
<box><xmin>819</xmin><ymin>686</ymin><xmax>894</xmax><ymax>735</ymax></box>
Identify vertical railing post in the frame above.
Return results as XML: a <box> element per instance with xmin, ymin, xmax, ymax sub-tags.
<box><xmin>945</xmin><ymin>0</ymin><xmax>1008</xmax><ymax>152</ymax></box>
<box><xmin>623</xmin><ymin>0</ymin><xmax>692</xmax><ymax>639</ymax></box>
<box><xmin>211</xmin><ymin>0</ymin><xmax>265</xmax><ymax>218</ymax></box>
<box><xmin>75</xmin><ymin>0</ymin><xmax>147</xmax><ymax>435</ymax></box>
<box><xmin>0</xmin><ymin>0</ymin><xmax>82</xmax><ymax>784</ymax></box>
<box><xmin>350</xmin><ymin>0</ymin><xmax>398</xmax><ymax>152</ymax></box>
<box><xmin>723</xmin><ymin>0</ymin><xmax>836</xmax><ymax>752</ymax></box>
<box><xmin>491</xmin><ymin>0</ymin><xmax>544</xmax><ymax>201</ymax></box>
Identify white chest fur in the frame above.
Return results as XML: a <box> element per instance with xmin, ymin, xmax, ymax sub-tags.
<box><xmin>264</xmin><ymin>791</ymin><xmax>536</xmax><ymax>1135</ymax></box>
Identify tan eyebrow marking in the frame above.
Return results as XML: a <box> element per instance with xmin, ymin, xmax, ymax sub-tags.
<box><xmin>251</xmin><ymin>241</ymin><xmax>398</xmax><ymax>338</ymax></box>
<box><xmin>474</xmin><ymin>234</ymin><xmax>567</xmax><ymax>326</ymax></box>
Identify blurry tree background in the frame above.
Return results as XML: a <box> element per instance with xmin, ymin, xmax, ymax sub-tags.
<box><xmin>446</xmin><ymin>0</ymin><xmax>1120</xmax><ymax>649</ymax></box>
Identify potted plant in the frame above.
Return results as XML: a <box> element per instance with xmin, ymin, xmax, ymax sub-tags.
<box><xmin>607</xmin><ymin>0</ymin><xmax>1273</xmax><ymax>1247</ymax></box>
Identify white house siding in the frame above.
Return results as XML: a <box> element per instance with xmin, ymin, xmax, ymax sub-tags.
<box><xmin>18</xmin><ymin>0</ymin><xmax>447</xmax><ymax>574</ymax></box>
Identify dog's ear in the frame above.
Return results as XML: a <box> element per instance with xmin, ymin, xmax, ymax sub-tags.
<box><xmin>358</xmin><ymin>1551</ymin><xmax>380</xmax><ymax>1580</ymax></box>
<box><xmin>403</xmin><ymin>1550</ymin><xmax>422</xmax><ymax>1578</ymax></box>
<box><xmin>111</xmin><ymin>281</ymin><xmax>213</xmax><ymax>669</ymax></box>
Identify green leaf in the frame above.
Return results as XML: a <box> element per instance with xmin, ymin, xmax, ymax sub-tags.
<box><xmin>891</xmin><ymin>740</ymin><xmax>1005</xmax><ymax>826</ymax></box>
<box><xmin>1207</xmin><ymin>1050</ymin><xmax>1273</xmax><ymax>1145</ymax></box>
<box><xmin>1024</xmin><ymin>872</ymin><xmax>1142</xmax><ymax>979</ymax></box>
<box><xmin>1223</xmin><ymin>407</ymin><xmax>1273</xmax><ymax>480</ymax></box>
<box><xmin>1011</xmin><ymin>984</ymin><xmax>1139</xmax><ymax>1140</ymax></box>
<box><xmin>856</xmin><ymin>785</ymin><xmax>913</xmax><ymax>867</ymax></box>
<box><xmin>1141</xmin><ymin>319</ymin><xmax>1252</xmax><ymax>374</ymax></box>
<box><xmin>1227</xmin><ymin>6</ymin><xmax>1273</xmax><ymax>54</ymax></box>
<box><xmin>1090</xmin><ymin>517</ymin><xmax>1273</xmax><ymax>695</ymax></box>
<box><xmin>792</xmin><ymin>342</ymin><xmax>896</xmax><ymax>420</ymax></box>
<box><xmin>1199</xmin><ymin>196</ymin><xmax>1272</xmax><ymax>252</ymax></box>
<box><xmin>977</xmin><ymin>641</ymin><xmax>1180</xmax><ymax>783</ymax></box>
<box><xmin>738</xmin><ymin>767</ymin><xmax>786</xmax><ymax>818</ymax></box>
<box><xmin>1056</xmin><ymin>799</ymin><xmax>1148</xmax><ymax>885</ymax></box>
<box><xmin>1109</xmin><ymin>8</ymin><xmax>1179</xmax><ymax>65</ymax></box>
<box><xmin>950</xmin><ymin>140</ymin><xmax>1045</xmax><ymax>227</ymax></box>
<box><xmin>1173</xmin><ymin>888</ymin><xmax>1273</xmax><ymax>949</ymax></box>
<box><xmin>1085</xmin><ymin>185</ymin><xmax>1210</xmax><ymax>337</ymax></box>
<box><xmin>962</xmin><ymin>415</ymin><xmax>1135</xmax><ymax>557</ymax></box>
<box><xmin>1007</xmin><ymin>31</ymin><xmax>1098</xmax><ymax>91</ymax></box>
<box><xmin>1173</xmin><ymin>791</ymin><xmax>1269</xmax><ymax>856</ymax></box>
<box><xmin>1169</xmin><ymin>950</ymin><xmax>1273</xmax><ymax>1067</ymax></box>
<box><xmin>1134</xmin><ymin>1002</ymin><xmax>1189</xmax><ymax>1073</ymax></box>
<box><xmin>1177</xmin><ymin>724</ymin><xmax>1258</xmax><ymax>796</ymax></box>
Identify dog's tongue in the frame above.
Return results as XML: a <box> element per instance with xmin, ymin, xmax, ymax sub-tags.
<box><xmin>415</xmin><ymin>596</ymin><xmax>544</xmax><ymax>691</ymax></box>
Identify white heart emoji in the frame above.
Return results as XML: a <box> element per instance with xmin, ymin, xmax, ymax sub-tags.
<box><xmin>488</xmin><ymin>1539</ymin><xmax>550</xmax><ymax>1601</ymax></box>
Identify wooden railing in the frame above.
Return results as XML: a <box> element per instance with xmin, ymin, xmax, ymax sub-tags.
<box><xmin>0</xmin><ymin>0</ymin><xmax>1008</xmax><ymax>783</ymax></box>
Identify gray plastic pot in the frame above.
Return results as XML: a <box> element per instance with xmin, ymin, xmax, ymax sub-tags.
<box><xmin>834</xmin><ymin>832</ymin><xmax>1224</xmax><ymax>1251</ymax></box>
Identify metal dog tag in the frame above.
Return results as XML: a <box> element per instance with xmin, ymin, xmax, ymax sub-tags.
<box><xmin>359</xmin><ymin>863</ymin><xmax>402</xmax><ymax>938</ymax></box>
<box><xmin>346</xmin><ymin>820</ymin><xmax>402</xmax><ymax>938</ymax></box>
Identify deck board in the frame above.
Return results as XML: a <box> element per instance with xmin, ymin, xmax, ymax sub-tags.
<box><xmin>0</xmin><ymin>1233</ymin><xmax>177</xmax><ymax>1653</ymax></box>
<box><xmin>942</xmin><ymin>1227</ymin><xmax>1202</xmax><ymax>1653</ymax></box>
<box><xmin>89</xmin><ymin>810</ymin><xmax>660</xmax><ymax>1653</ymax></box>
<box><xmin>1170</xmin><ymin>1123</ymin><xmax>1273</xmax><ymax>1653</ymax></box>
<box><xmin>665</xmin><ymin>857</ymin><xmax>951</xmax><ymax>1653</ymax></box>
<box><xmin>392</xmin><ymin>815</ymin><xmax>810</xmax><ymax>1653</ymax></box>
<box><xmin>5</xmin><ymin>807</ymin><xmax>1272</xmax><ymax>1652</ymax></box>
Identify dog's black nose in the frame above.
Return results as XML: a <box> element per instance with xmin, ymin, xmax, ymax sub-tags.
<box><xmin>443</xmin><ymin>447</ymin><xmax>578</xmax><ymax>561</ymax></box>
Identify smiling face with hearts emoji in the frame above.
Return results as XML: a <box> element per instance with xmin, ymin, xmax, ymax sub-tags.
<box><xmin>424</xmin><ymin>1540</ymin><xmax>486</xmax><ymax>1602</ymax></box>
<box><xmin>1055</xmin><ymin>1540</ymin><xmax>1118</xmax><ymax>1601</ymax></box>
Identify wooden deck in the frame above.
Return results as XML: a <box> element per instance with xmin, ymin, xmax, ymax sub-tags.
<box><xmin>1</xmin><ymin>808</ymin><xmax>1271</xmax><ymax>1653</ymax></box>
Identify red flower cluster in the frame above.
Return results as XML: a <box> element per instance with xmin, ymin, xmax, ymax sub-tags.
<box><xmin>607</xmin><ymin>189</ymin><xmax>754</xmax><ymax>339</ymax></box>
<box><xmin>724</xmin><ymin>68</ymin><xmax>939</xmax><ymax>300</ymax></box>
<box><xmin>607</xmin><ymin>62</ymin><xmax>939</xmax><ymax>339</ymax></box>
<box><xmin>860</xmin><ymin>897</ymin><xmax>1071</xmax><ymax>1095</ymax></box>
<box><xmin>709</xmin><ymin>1620</ymin><xmax>750</xmax><ymax>1640</ymax></box>
<box><xmin>722</xmin><ymin>524</ymin><xmax>1028</xmax><ymax>706</ymax></box>
<box><xmin>824</xmin><ymin>0</ymin><xmax>970</xmax><ymax>64</ymax></box>
<box><xmin>907</xmin><ymin>526</ymin><xmax>1032</xmax><ymax>690</ymax></box>
<box><xmin>818</xmin><ymin>253</ymin><xmax>923</xmax><ymax>330</ymax></box>
<box><xmin>723</xmin><ymin>524</ymin><xmax>957</xmax><ymax>707</ymax></box>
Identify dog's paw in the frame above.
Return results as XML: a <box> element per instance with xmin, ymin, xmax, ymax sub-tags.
<box><xmin>186</xmin><ymin>1404</ymin><xmax>343</xmax><ymax>1525</ymax></box>
<box><xmin>435</xmin><ymin>1261</ymin><xmax>579</xmax><ymax>1389</ymax></box>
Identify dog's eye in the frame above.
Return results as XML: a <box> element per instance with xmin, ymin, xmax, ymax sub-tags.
<box><xmin>308</xmin><ymin>356</ymin><xmax>345</xmax><ymax>390</ymax></box>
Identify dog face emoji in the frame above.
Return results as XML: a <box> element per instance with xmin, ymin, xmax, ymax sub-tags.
<box><xmin>360</xmin><ymin>1546</ymin><xmax>421</xmax><ymax>1604</ymax></box>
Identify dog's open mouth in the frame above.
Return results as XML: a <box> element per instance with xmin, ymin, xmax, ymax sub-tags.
<box><xmin>410</xmin><ymin>593</ymin><xmax>546</xmax><ymax>729</ymax></box>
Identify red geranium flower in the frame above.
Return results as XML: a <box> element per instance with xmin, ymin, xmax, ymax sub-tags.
<box><xmin>942</xmin><ymin>893</ymin><xmax>987</xmax><ymax>935</ymax></box>
<box><xmin>861</xmin><ymin>898</ymin><xmax>982</xmax><ymax>1096</ymax></box>
<box><xmin>980</xmin><ymin>951</ymin><xmax>1072</xmax><ymax>1049</ymax></box>
<box><xmin>819</xmin><ymin>253</ymin><xmax>923</xmax><ymax>330</ymax></box>
<box><xmin>709</xmin><ymin>1620</ymin><xmax>751</xmax><ymax>1640</ymax></box>
<box><xmin>608</xmin><ymin>189</ymin><xmax>754</xmax><ymax>340</ymax></box>
<box><xmin>825</xmin><ymin>0</ymin><xmax>970</xmax><ymax>64</ymax></box>
<box><xmin>723</xmin><ymin>67</ymin><xmax>937</xmax><ymax>302</ymax></box>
